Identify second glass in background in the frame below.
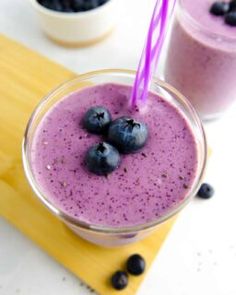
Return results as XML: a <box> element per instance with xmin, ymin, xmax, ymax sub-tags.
<box><xmin>164</xmin><ymin>0</ymin><xmax>236</xmax><ymax>120</ymax></box>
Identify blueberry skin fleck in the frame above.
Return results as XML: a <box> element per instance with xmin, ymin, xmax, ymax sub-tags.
<box><xmin>197</xmin><ymin>183</ymin><xmax>215</xmax><ymax>199</ymax></box>
<box><xmin>209</xmin><ymin>2</ymin><xmax>230</xmax><ymax>16</ymax></box>
<box><xmin>111</xmin><ymin>271</ymin><xmax>128</xmax><ymax>290</ymax></box>
<box><xmin>83</xmin><ymin>106</ymin><xmax>112</xmax><ymax>134</ymax></box>
<box><xmin>225</xmin><ymin>11</ymin><xmax>236</xmax><ymax>26</ymax></box>
<box><xmin>85</xmin><ymin>142</ymin><xmax>120</xmax><ymax>176</ymax></box>
<box><xmin>127</xmin><ymin>254</ymin><xmax>146</xmax><ymax>276</ymax></box>
<box><xmin>108</xmin><ymin>117</ymin><xmax>149</xmax><ymax>154</ymax></box>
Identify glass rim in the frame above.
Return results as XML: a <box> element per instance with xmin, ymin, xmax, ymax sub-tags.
<box><xmin>178</xmin><ymin>0</ymin><xmax>236</xmax><ymax>45</ymax></box>
<box><xmin>22</xmin><ymin>69</ymin><xmax>207</xmax><ymax>235</ymax></box>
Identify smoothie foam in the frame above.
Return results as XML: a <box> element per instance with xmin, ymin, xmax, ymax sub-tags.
<box><xmin>31</xmin><ymin>83</ymin><xmax>198</xmax><ymax>228</ymax></box>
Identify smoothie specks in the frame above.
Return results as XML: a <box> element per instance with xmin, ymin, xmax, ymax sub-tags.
<box><xmin>31</xmin><ymin>83</ymin><xmax>198</xmax><ymax>227</ymax></box>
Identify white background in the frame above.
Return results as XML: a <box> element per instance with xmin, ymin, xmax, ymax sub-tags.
<box><xmin>0</xmin><ymin>0</ymin><xmax>236</xmax><ymax>294</ymax></box>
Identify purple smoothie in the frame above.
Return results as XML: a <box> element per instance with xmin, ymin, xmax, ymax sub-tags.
<box><xmin>165</xmin><ymin>0</ymin><xmax>236</xmax><ymax>119</ymax></box>
<box><xmin>31</xmin><ymin>83</ymin><xmax>198</xmax><ymax>228</ymax></box>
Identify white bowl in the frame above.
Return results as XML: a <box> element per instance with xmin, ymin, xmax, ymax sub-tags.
<box><xmin>29</xmin><ymin>0</ymin><xmax>119</xmax><ymax>46</ymax></box>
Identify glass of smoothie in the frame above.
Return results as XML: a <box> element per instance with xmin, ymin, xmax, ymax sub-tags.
<box><xmin>164</xmin><ymin>0</ymin><xmax>236</xmax><ymax>120</ymax></box>
<box><xmin>22</xmin><ymin>69</ymin><xmax>207</xmax><ymax>247</ymax></box>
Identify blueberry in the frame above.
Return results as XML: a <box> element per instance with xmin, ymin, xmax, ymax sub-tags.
<box><xmin>38</xmin><ymin>0</ymin><xmax>109</xmax><ymax>13</ymax></box>
<box><xmin>37</xmin><ymin>0</ymin><xmax>63</xmax><ymax>11</ymax></box>
<box><xmin>111</xmin><ymin>271</ymin><xmax>128</xmax><ymax>290</ymax></box>
<box><xmin>98</xmin><ymin>0</ymin><xmax>109</xmax><ymax>6</ymax></box>
<box><xmin>108</xmin><ymin>117</ymin><xmax>148</xmax><ymax>154</ymax></box>
<box><xmin>71</xmin><ymin>0</ymin><xmax>85</xmax><ymax>11</ymax></box>
<box><xmin>229</xmin><ymin>0</ymin><xmax>236</xmax><ymax>11</ymax></box>
<box><xmin>127</xmin><ymin>254</ymin><xmax>146</xmax><ymax>276</ymax></box>
<box><xmin>82</xmin><ymin>0</ymin><xmax>99</xmax><ymax>11</ymax></box>
<box><xmin>71</xmin><ymin>0</ymin><xmax>100</xmax><ymax>11</ymax></box>
<box><xmin>61</xmin><ymin>0</ymin><xmax>74</xmax><ymax>12</ymax></box>
<box><xmin>197</xmin><ymin>183</ymin><xmax>215</xmax><ymax>199</ymax></box>
<box><xmin>225</xmin><ymin>11</ymin><xmax>236</xmax><ymax>26</ymax></box>
<box><xmin>83</xmin><ymin>106</ymin><xmax>112</xmax><ymax>134</ymax></box>
<box><xmin>209</xmin><ymin>2</ymin><xmax>229</xmax><ymax>16</ymax></box>
<box><xmin>63</xmin><ymin>7</ymin><xmax>75</xmax><ymax>12</ymax></box>
<box><xmin>85</xmin><ymin>142</ymin><xmax>120</xmax><ymax>175</ymax></box>
<box><xmin>37</xmin><ymin>0</ymin><xmax>49</xmax><ymax>8</ymax></box>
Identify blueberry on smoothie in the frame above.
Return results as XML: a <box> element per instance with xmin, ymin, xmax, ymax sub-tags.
<box><xmin>225</xmin><ymin>11</ymin><xmax>236</xmax><ymax>26</ymax></box>
<box><xmin>85</xmin><ymin>142</ymin><xmax>120</xmax><ymax>175</ymax></box>
<box><xmin>83</xmin><ymin>106</ymin><xmax>112</xmax><ymax>134</ymax></box>
<box><xmin>108</xmin><ymin>117</ymin><xmax>148</xmax><ymax>154</ymax></box>
<box><xmin>209</xmin><ymin>2</ymin><xmax>229</xmax><ymax>16</ymax></box>
<box><xmin>111</xmin><ymin>271</ymin><xmax>128</xmax><ymax>290</ymax></box>
<box><xmin>127</xmin><ymin>254</ymin><xmax>146</xmax><ymax>276</ymax></box>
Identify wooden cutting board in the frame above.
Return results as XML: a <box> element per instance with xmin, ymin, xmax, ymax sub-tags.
<box><xmin>0</xmin><ymin>34</ymin><xmax>176</xmax><ymax>295</ymax></box>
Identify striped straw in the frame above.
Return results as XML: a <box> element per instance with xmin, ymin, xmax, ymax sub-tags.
<box><xmin>131</xmin><ymin>0</ymin><xmax>176</xmax><ymax>107</ymax></box>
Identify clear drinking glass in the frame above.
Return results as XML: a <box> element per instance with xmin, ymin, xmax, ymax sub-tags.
<box><xmin>22</xmin><ymin>69</ymin><xmax>207</xmax><ymax>247</ymax></box>
<box><xmin>164</xmin><ymin>0</ymin><xmax>236</xmax><ymax>120</ymax></box>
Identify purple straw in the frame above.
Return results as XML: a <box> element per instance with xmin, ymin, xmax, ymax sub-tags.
<box><xmin>131</xmin><ymin>0</ymin><xmax>176</xmax><ymax>107</ymax></box>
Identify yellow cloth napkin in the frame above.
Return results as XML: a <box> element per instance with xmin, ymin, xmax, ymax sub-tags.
<box><xmin>0</xmin><ymin>34</ymin><xmax>176</xmax><ymax>295</ymax></box>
